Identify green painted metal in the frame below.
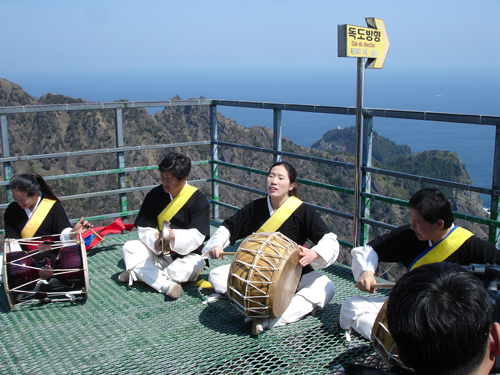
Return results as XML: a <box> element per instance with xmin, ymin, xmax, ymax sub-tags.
<box><xmin>0</xmin><ymin>223</ymin><xmax>389</xmax><ymax>374</ymax></box>
<box><xmin>0</xmin><ymin>99</ymin><xmax>498</xmax><ymax>245</ymax></box>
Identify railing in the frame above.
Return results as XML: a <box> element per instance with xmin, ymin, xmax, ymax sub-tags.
<box><xmin>0</xmin><ymin>99</ymin><xmax>499</xmax><ymax>248</ymax></box>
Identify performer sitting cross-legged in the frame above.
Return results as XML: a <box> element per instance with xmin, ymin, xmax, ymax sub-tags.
<box><xmin>119</xmin><ymin>152</ymin><xmax>210</xmax><ymax>300</ymax></box>
<box><xmin>202</xmin><ymin>161</ymin><xmax>340</xmax><ymax>335</ymax></box>
<box><xmin>4</xmin><ymin>173</ymin><xmax>92</xmax><ymax>241</ymax></box>
<box><xmin>340</xmin><ymin>188</ymin><xmax>500</xmax><ymax>341</ymax></box>
<box><xmin>3</xmin><ymin>173</ymin><xmax>93</xmax><ymax>297</ymax></box>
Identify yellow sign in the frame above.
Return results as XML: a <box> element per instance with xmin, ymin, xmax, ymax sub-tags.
<box><xmin>338</xmin><ymin>18</ymin><xmax>390</xmax><ymax>69</ymax></box>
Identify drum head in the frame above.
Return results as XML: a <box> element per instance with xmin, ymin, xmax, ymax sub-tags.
<box><xmin>267</xmin><ymin>247</ymin><xmax>301</xmax><ymax>318</ymax></box>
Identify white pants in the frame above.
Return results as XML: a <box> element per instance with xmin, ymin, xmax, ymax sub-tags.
<box><xmin>209</xmin><ymin>264</ymin><xmax>335</xmax><ymax>328</ymax></box>
<box><xmin>339</xmin><ymin>296</ymin><xmax>387</xmax><ymax>341</ymax></box>
<box><xmin>122</xmin><ymin>240</ymin><xmax>205</xmax><ymax>293</ymax></box>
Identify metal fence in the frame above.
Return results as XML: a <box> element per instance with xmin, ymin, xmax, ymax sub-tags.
<box><xmin>0</xmin><ymin>99</ymin><xmax>499</xmax><ymax>248</ymax></box>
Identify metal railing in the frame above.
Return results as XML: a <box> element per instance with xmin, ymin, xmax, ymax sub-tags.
<box><xmin>0</xmin><ymin>98</ymin><xmax>499</xmax><ymax>248</ymax></box>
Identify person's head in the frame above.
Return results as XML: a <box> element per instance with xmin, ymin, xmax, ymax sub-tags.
<box><xmin>386</xmin><ymin>262</ymin><xmax>500</xmax><ymax>375</ymax></box>
<box><xmin>408</xmin><ymin>188</ymin><xmax>454</xmax><ymax>242</ymax></box>
<box><xmin>10</xmin><ymin>174</ymin><xmax>59</xmax><ymax>210</ymax></box>
<box><xmin>266</xmin><ymin>161</ymin><xmax>298</xmax><ymax>201</ymax></box>
<box><xmin>158</xmin><ymin>152</ymin><xmax>191</xmax><ymax>197</ymax></box>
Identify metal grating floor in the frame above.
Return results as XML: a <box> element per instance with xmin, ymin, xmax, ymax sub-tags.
<box><xmin>0</xmin><ymin>221</ymin><xmax>390</xmax><ymax>375</ymax></box>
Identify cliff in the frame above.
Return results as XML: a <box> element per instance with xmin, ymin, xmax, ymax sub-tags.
<box><xmin>0</xmin><ymin>78</ymin><xmax>490</xmax><ymax>274</ymax></box>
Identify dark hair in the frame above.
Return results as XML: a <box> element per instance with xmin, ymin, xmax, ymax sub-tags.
<box><xmin>158</xmin><ymin>152</ymin><xmax>191</xmax><ymax>181</ymax></box>
<box><xmin>10</xmin><ymin>174</ymin><xmax>60</xmax><ymax>202</ymax></box>
<box><xmin>267</xmin><ymin>161</ymin><xmax>298</xmax><ymax>197</ymax></box>
<box><xmin>386</xmin><ymin>262</ymin><xmax>493</xmax><ymax>375</ymax></box>
<box><xmin>408</xmin><ymin>188</ymin><xmax>454</xmax><ymax>229</ymax></box>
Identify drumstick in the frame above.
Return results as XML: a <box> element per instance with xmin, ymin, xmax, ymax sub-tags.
<box><xmin>220</xmin><ymin>252</ymin><xmax>236</xmax><ymax>256</ymax></box>
<box><xmin>372</xmin><ymin>282</ymin><xmax>396</xmax><ymax>289</ymax></box>
<box><xmin>84</xmin><ymin>222</ymin><xmax>103</xmax><ymax>240</ymax></box>
<box><xmin>91</xmin><ymin>228</ymin><xmax>104</xmax><ymax>240</ymax></box>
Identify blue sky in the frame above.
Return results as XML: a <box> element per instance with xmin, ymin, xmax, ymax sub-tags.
<box><xmin>0</xmin><ymin>0</ymin><xmax>498</xmax><ymax>201</ymax></box>
<box><xmin>0</xmin><ymin>0</ymin><xmax>498</xmax><ymax>111</ymax></box>
<box><xmin>1</xmin><ymin>0</ymin><xmax>498</xmax><ymax>74</ymax></box>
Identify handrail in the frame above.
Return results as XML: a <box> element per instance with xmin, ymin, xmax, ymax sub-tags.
<box><xmin>0</xmin><ymin>99</ymin><xmax>498</xmax><ymax>247</ymax></box>
<box><xmin>0</xmin><ymin>99</ymin><xmax>213</xmax><ymax>114</ymax></box>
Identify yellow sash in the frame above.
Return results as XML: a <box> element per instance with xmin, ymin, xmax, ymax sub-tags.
<box><xmin>157</xmin><ymin>184</ymin><xmax>197</xmax><ymax>230</ymax></box>
<box><xmin>257</xmin><ymin>196</ymin><xmax>303</xmax><ymax>233</ymax></box>
<box><xmin>20</xmin><ymin>198</ymin><xmax>57</xmax><ymax>238</ymax></box>
<box><xmin>409</xmin><ymin>227</ymin><xmax>474</xmax><ymax>271</ymax></box>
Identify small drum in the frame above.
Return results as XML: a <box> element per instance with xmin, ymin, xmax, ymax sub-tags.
<box><xmin>227</xmin><ymin>232</ymin><xmax>302</xmax><ymax>319</ymax></box>
<box><xmin>371</xmin><ymin>298</ymin><xmax>413</xmax><ymax>371</ymax></box>
<box><xmin>3</xmin><ymin>235</ymin><xmax>89</xmax><ymax>309</ymax></box>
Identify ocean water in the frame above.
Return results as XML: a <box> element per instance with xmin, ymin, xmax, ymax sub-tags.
<box><xmin>7</xmin><ymin>67</ymin><xmax>499</xmax><ymax>207</ymax></box>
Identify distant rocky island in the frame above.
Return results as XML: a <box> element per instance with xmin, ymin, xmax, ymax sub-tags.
<box><xmin>0</xmin><ymin>78</ymin><xmax>489</xmax><ymax>277</ymax></box>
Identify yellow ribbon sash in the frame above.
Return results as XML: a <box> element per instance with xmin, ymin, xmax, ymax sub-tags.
<box><xmin>257</xmin><ymin>196</ymin><xmax>303</xmax><ymax>233</ymax></box>
<box><xmin>409</xmin><ymin>226</ymin><xmax>474</xmax><ymax>271</ymax></box>
<box><xmin>20</xmin><ymin>198</ymin><xmax>57</xmax><ymax>238</ymax></box>
<box><xmin>157</xmin><ymin>184</ymin><xmax>197</xmax><ymax>230</ymax></box>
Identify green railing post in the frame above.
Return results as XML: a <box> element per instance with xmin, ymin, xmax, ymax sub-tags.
<box><xmin>273</xmin><ymin>109</ymin><xmax>282</xmax><ymax>163</ymax></box>
<box><xmin>210</xmin><ymin>104</ymin><xmax>219</xmax><ymax>219</ymax></box>
<box><xmin>115</xmin><ymin>107</ymin><xmax>128</xmax><ymax>217</ymax></box>
<box><xmin>361</xmin><ymin>114</ymin><xmax>373</xmax><ymax>246</ymax></box>
<box><xmin>490</xmin><ymin>124</ymin><xmax>500</xmax><ymax>247</ymax></box>
<box><xmin>1</xmin><ymin>115</ymin><xmax>12</xmax><ymax>202</ymax></box>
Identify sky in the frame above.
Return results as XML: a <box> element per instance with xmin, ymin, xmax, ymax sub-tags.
<box><xmin>0</xmin><ymin>0</ymin><xmax>498</xmax><ymax>204</ymax></box>
<box><xmin>1</xmin><ymin>0</ymin><xmax>498</xmax><ymax>75</ymax></box>
<box><xmin>0</xmin><ymin>0</ymin><xmax>498</xmax><ymax>115</ymax></box>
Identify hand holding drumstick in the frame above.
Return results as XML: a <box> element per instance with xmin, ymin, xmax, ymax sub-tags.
<box><xmin>356</xmin><ymin>270</ymin><xmax>395</xmax><ymax>292</ymax></box>
<box><xmin>70</xmin><ymin>217</ymin><xmax>95</xmax><ymax>239</ymax></box>
<box><xmin>70</xmin><ymin>218</ymin><xmax>105</xmax><ymax>242</ymax></box>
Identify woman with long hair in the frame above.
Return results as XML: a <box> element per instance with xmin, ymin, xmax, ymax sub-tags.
<box><xmin>202</xmin><ymin>161</ymin><xmax>339</xmax><ymax>335</ymax></box>
<box><xmin>4</xmin><ymin>173</ymin><xmax>91</xmax><ymax>240</ymax></box>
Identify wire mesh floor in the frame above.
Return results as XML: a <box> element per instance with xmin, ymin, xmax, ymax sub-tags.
<box><xmin>0</xmin><ymin>221</ymin><xmax>391</xmax><ymax>375</ymax></box>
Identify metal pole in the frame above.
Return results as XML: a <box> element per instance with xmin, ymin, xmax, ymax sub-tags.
<box><xmin>273</xmin><ymin>109</ymin><xmax>282</xmax><ymax>163</ymax></box>
<box><xmin>1</xmin><ymin>115</ymin><xmax>12</xmax><ymax>202</ymax></box>
<box><xmin>361</xmin><ymin>115</ymin><xmax>373</xmax><ymax>246</ymax></box>
<box><xmin>490</xmin><ymin>124</ymin><xmax>500</xmax><ymax>247</ymax></box>
<box><xmin>115</xmin><ymin>108</ymin><xmax>127</xmax><ymax>215</ymax></box>
<box><xmin>353</xmin><ymin>57</ymin><xmax>365</xmax><ymax>247</ymax></box>
<box><xmin>210</xmin><ymin>105</ymin><xmax>219</xmax><ymax>219</ymax></box>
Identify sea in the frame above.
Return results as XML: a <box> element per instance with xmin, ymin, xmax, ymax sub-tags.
<box><xmin>7</xmin><ymin>66</ymin><xmax>500</xmax><ymax>208</ymax></box>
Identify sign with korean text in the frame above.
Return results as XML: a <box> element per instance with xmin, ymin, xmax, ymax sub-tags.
<box><xmin>338</xmin><ymin>18</ymin><xmax>390</xmax><ymax>69</ymax></box>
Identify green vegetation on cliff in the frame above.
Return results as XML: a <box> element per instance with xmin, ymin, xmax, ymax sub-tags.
<box><xmin>0</xmin><ymin>78</ymin><xmax>490</xmax><ymax>277</ymax></box>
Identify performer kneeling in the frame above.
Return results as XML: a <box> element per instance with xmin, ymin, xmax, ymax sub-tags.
<box><xmin>119</xmin><ymin>152</ymin><xmax>210</xmax><ymax>300</ymax></box>
<box><xmin>202</xmin><ymin>161</ymin><xmax>339</xmax><ymax>335</ymax></box>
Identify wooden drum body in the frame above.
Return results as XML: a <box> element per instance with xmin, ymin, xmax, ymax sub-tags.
<box><xmin>227</xmin><ymin>232</ymin><xmax>302</xmax><ymax>319</ymax></box>
<box><xmin>3</xmin><ymin>236</ymin><xmax>89</xmax><ymax>309</ymax></box>
<box><xmin>371</xmin><ymin>298</ymin><xmax>413</xmax><ymax>371</ymax></box>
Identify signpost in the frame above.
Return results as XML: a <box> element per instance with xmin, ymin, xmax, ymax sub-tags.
<box><xmin>338</xmin><ymin>18</ymin><xmax>390</xmax><ymax>247</ymax></box>
<box><xmin>338</xmin><ymin>18</ymin><xmax>390</xmax><ymax>69</ymax></box>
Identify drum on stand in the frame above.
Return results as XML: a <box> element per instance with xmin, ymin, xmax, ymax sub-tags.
<box><xmin>227</xmin><ymin>232</ymin><xmax>302</xmax><ymax>320</ymax></box>
<box><xmin>3</xmin><ymin>235</ymin><xmax>89</xmax><ymax>309</ymax></box>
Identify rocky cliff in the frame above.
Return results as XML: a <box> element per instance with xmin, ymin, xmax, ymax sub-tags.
<box><xmin>0</xmin><ymin>78</ymin><xmax>491</xmax><ymax>275</ymax></box>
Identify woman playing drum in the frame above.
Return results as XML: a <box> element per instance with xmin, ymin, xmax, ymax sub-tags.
<box><xmin>2</xmin><ymin>174</ymin><xmax>92</xmax><ymax>307</ymax></box>
<box><xmin>202</xmin><ymin>161</ymin><xmax>339</xmax><ymax>335</ymax></box>
<box><xmin>4</xmin><ymin>174</ymin><xmax>92</xmax><ymax>241</ymax></box>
